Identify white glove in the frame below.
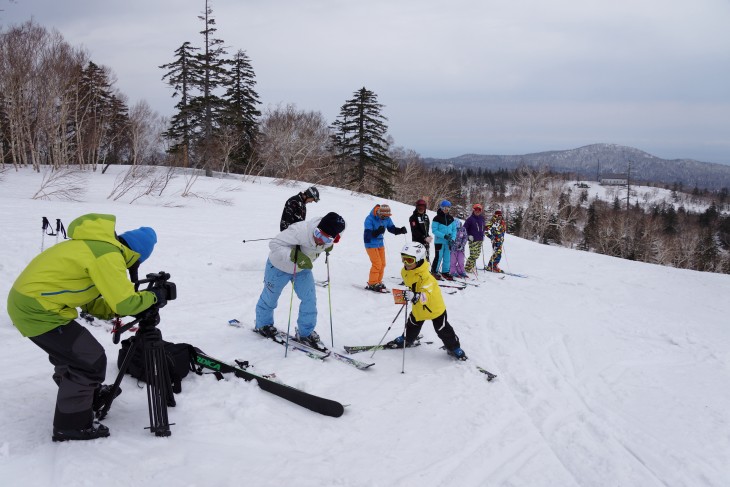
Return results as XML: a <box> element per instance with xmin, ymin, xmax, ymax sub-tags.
<box><xmin>404</xmin><ymin>290</ymin><xmax>427</xmax><ymax>304</ymax></box>
<box><xmin>468</xmin><ymin>235</ymin><xmax>474</xmax><ymax>242</ymax></box>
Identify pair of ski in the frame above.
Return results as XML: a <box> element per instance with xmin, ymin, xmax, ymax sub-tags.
<box><xmin>229</xmin><ymin>320</ymin><xmax>374</xmax><ymax>371</ymax></box>
<box><xmin>344</xmin><ymin>339</ymin><xmax>498</xmax><ymax>382</ymax></box>
<box><xmin>483</xmin><ymin>268</ymin><xmax>528</xmax><ymax>278</ymax></box>
<box><xmin>388</xmin><ymin>276</ymin><xmax>466</xmax><ymax>291</ymax></box>
<box><xmin>343</xmin><ymin>338</ymin><xmax>430</xmax><ymax>354</ymax></box>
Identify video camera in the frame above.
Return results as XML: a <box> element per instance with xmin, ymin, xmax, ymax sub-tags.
<box><xmin>136</xmin><ymin>271</ymin><xmax>177</xmax><ymax>308</ymax></box>
<box><xmin>112</xmin><ymin>272</ymin><xmax>177</xmax><ymax>344</ymax></box>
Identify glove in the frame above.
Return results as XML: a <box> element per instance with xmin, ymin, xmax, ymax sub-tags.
<box><xmin>372</xmin><ymin>226</ymin><xmax>386</xmax><ymax>236</ymax></box>
<box><xmin>290</xmin><ymin>246</ymin><xmax>313</xmax><ymax>269</ymax></box>
<box><xmin>404</xmin><ymin>290</ymin><xmax>427</xmax><ymax>305</ymax></box>
<box><xmin>468</xmin><ymin>235</ymin><xmax>474</xmax><ymax>242</ymax></box>
<box><xmin>396</xmin><ymin>226</ymin><xmax>407</xmax><ymax>235</ymax></box>
<box><xmin>149</xmin><ymin>286</ymin><xmax>168</xmax><ymax>308</ymax></box>
<box><xmin>444</xmin><ymin>234</ymin><xmax>453</xmax><ymax>242</ymax></box>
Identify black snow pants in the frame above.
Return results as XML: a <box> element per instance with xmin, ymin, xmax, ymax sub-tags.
<box><xmin>30</xmin><ymin>320</ymin><xmax>107</xmax><ymax>430</ymax></box>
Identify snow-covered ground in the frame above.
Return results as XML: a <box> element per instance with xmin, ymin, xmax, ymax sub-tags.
<box><xmin>1</xmin><ymin>166</ymin><xmax>729</xmax><ymax>487</ymax></box>
<box><xmin>572</xmin><ymin>180</ymin><xmax>726</xmax><ymax>214</ymax></box>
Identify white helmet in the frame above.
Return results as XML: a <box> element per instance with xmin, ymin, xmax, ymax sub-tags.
<box><xmin>401</xmin><ymin>242</ymin><xmax>426</xmax><ymax>263</ymax></box>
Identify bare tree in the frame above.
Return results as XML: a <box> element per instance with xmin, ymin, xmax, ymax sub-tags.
<box><xmin>32</xmin><ymin>167</ymin><xmax>87</xmax><ymax>201</ymax></box>
<box><xmin>128</xmin><ymin>100</ymin><xmax>163</xmax><ymax>166</ymax></box>
<box><xmin>256</xmin><ymin>104</ymin><xmax>332</xmax><ymax>182</ymax></box>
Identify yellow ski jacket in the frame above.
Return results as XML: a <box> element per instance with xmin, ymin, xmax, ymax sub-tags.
<box><xmin>400</xmin><ymin>260</ymin><xmax>446</xmax><ymax>321</ymax></box>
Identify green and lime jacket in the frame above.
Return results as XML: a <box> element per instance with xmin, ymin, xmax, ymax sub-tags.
<box><xmin>7</xmin><ymin>213</ymin><xmax>155</xmax><ymax>337</ymax></box>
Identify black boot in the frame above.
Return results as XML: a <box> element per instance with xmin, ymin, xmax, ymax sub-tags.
<box><xmin>52</xmin><ymin>421</ymin><xmax>110</xmax><ymax>442</ymax></box>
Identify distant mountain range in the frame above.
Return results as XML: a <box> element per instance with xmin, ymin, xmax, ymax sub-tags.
<box><xmin>423</xmin><ymin>144</ymin><xmax>730</xmax><ymax>191</ymax></box>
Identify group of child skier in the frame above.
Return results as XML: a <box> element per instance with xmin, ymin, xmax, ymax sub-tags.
<box><xmin>256</xmin><ymin>189</ymin><xmax>510</xmax><ymax>363</ymax></box>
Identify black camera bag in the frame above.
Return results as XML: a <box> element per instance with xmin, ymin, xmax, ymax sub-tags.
<box><xmin>117</xmin><ymin>336</ymin><xmax>196</xmax><ymax>394</ymax></box>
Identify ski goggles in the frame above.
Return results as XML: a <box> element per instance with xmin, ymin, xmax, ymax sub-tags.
<box><xmin>401</xmin><ymin>254</ymin><xmax>417</xmax><ymax>265</ymax></box>
<box><xmin>313</xmin><ymin>228</ymin><xmax>334</xmax><ymax>244</ymax></box>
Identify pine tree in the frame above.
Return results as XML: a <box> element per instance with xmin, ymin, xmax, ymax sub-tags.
<box><xmin>74</xmin><ymin>61</ymin><xmax>116</xmax><ymax>169</ymax></box>
<box><xmin>160</xmin><ymin>41</ymin><xmax>201</xmax><ymax>167</ymax></box>
<box><xmin>331</xmin><ymin>87</ymin><xmax>395</xmax><ymax>197</ymax></box>
<box><xmin>193</xmin><ymin>0</ymin><xmax>228</xmax><ymax>175</ymax></box>
<box><xmin>581</xmin><ymin>200</ymin><xmax>599</xmax><ymax>250</ymax></box>
<box><xmin>220</xmin><ymin>49</ymin><xmax>261</xmax><ymax>171</ymax></box>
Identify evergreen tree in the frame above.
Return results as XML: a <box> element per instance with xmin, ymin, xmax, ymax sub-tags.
<box><xmin>663</xmin><ymin>206</ymin><xmax>678</xmax><ymax>234</ymax></box>
<box><xmin>581</xmin><ymin>200</ymin><xmax>599</xmax><ymax>250</ymax></box>
<box><xmin>220</xmin><ymin>49</ymin><xmax>261</xmax><ymax>170</ymax></box>
<box><xmin>331</xmin><ymin>87</ymin><xmax>395</xmax><ymax>197</ymax></box>
<box><xmin>102</xmin><ymin>94</ymin><xmax>130</xmax><ymax>167</ymax></box>
<box><xmin>74</xmin><ymin>61</ymin><xmax>116</xmax><ymax>168</ymax></box>
<box><xmin>160</xmin><ymin>41</ymin><xmax>201</xmax><ymax>167</ymax></box>
<box><xmin>193</xmin><ymin>0</ymin><xmax>228</xmax><ymax>174</ymax></box>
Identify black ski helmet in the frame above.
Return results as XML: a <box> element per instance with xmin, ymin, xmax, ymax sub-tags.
<box><xmin>304</xmin><ymin>186</ymin><xmax>320</xmax><ymax>202</ymax></box>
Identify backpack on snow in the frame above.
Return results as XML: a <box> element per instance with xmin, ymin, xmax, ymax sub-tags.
<box><xmin>117</xmin><ymin>336</ymin><xmax>197</xmax><ymax>394</ymax></box>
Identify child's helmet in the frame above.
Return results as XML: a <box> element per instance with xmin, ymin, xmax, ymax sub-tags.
<box><xmin>304</xmin><ymin>186</ymin><xmax>320</xmax><ymax>202</ymax></box>
<box><xmin>401</xmin><ymin>242</ymin><xmax>427</xmax><ymax>265</ymax></box>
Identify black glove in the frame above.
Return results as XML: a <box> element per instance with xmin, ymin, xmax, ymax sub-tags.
<box><xmin>396</xmin><ymin>226</ymin><xmax>408</xmax><ymax>235</ymax></box>
<box><xmin>150</xmin><ymin>286</ymin><xmax>168</xmax><ymax>308</ymax></box>
<box><xmin>444</xmin><ymin>234</ymin><xmax>453</xmax><ymax>242</ymax></box>
<box><xmin>372</xmin><ymin>226</ymin><xmax>386</xmax><ymax>236</ymax></box>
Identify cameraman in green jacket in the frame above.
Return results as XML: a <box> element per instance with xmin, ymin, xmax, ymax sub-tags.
<box><xmin>7</xmin><ymin>213</ymin><xmax>163</xmax><ymax>441</ymax></box>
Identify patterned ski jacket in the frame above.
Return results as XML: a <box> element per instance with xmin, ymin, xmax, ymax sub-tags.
<box><xmin>7</xmin><ymin>213</ymin><xmax>156</xmax><ymax>337</ymax></box>
<box><xmin>280</xmin><ymin>193</ymin><xmax>307</xmax><ymax>231</ymax></box>
<box><xmin>400</xmin><ymin>260</ymin><xmax>446</xmax><ymax>321</ymax></box>
<box><xmin>363</xmin><ymin>205</ymin><xmax>398</xmax><ymax>249</ymax></box>
<box><xmin>431</xmin><ymin>208</ymin><xmax>457</xmax><ymax>246</ymax></box>
<box><xmin>487</xmin><ymin>216</ymin><xmax>507</xmax><ymax>243</ymax></box>
<box><xmin>269</xmin><ymin>217</ymin><xmax>332</xmax><ymax>273</ymax></box>
<box><xmin>408</xmin><ymin>209</ymin><xmax>430</xmax><ymax>245</ymax></box>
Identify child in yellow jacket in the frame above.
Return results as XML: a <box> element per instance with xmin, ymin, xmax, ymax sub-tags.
<box><xmin>386</xmin><ymin>242</ymin><xmax>467</xmax><ymax>360</ymax></box>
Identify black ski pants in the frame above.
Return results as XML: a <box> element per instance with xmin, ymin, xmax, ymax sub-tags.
<box><xmin>404</xmin><ymin>310</ymin><xmax>460</xmax><ymax>351</ymax></box>
<box><xmin>30</xmin><ymin>320</ymin><xmax>106</xmax><ymax>430</ymax></box>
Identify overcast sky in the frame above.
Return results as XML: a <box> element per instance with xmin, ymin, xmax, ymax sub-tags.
<box><xmin>2</xmin><ymin>0</ymin><xmax>729</xmax><ymax>164</ymax></box>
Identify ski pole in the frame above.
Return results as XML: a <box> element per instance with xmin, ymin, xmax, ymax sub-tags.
<box><xmin>55</xmin><ymin>218</ymin><xmax>66</xmax><ymax>245</ymax></box>
<box><xmin>502</xmin><ymin>244</ymin><xmax>510</xmax><ymax>273</ymax></box>
<box><xmin>370</xmin><ymin>302</ymin><xmax>407</xmax><ymax>359</ymax></box>
<box><xmin>284</xmin><ymin>247</ymin><xmax>299</xmax><ymax>358</ymax></box>
<box><xmin>326</xmin><ymin>251</ymin><xmax>334</xmax><ymax>348</ymax></box>
<box><xmin>401</xmin><ymin>299</ymin><xmax>409</xmax><ymax>374</ymax></box>
<box><xmin>481</xmin><ymin>242</ymin><xmax>487</xmax><ymax>271</ymax></box>
<box><xmin>242</xmin><ymin>237</ymin><xmax>273</xmax><ymax>243</ymax></box>
<box><xmin>41</xmin><ymin>217</ymin><xmax>54</xmax><ymax>252</ymax></box>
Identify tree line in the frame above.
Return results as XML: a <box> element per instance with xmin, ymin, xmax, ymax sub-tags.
<box><xmin>1</xmin><ymin>5</ymin><xmax>728</xmax><ymax>275</ymax></box>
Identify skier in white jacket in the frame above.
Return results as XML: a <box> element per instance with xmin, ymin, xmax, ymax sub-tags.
<box><xmin>254</xmin><ymin>212</ymin><xmax>346</xmax><ymax>348</ymax></box>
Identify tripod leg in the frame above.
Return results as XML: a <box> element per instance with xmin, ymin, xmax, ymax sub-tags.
<box><xmin>96</xmin><ymin>336</ymin><xmax>139</xmax><ymax>420</ymax></box>
<box><xmin>144</xmin><ymin>338</ymin><xmax>173</xmax><ymax>437</ymax></box>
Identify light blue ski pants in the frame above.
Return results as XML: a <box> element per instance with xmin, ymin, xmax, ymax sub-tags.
<box><xmin>255</xmin><ymin>258</ymin><xmax>317</xmax><ymax>337</ymax></box>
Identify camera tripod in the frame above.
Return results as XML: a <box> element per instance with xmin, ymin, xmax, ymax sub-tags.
<box><xmin>96</xmin><ymin>274</ymin><xmax>177</xmax><ymax>437</ymax></box>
